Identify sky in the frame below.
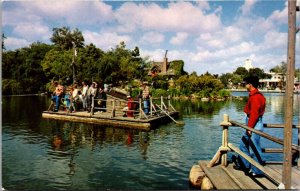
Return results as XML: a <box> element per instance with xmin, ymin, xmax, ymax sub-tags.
<box><xmin>2</xmin><ymin>0</ymin><xmax>300</xmax><ymax>75</ymax></box>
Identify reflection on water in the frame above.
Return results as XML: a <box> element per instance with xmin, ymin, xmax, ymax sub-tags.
<box><xmin>2</xmin><ymin>94</ymin><xmax>299</xmax><ymax>190</ymax></box>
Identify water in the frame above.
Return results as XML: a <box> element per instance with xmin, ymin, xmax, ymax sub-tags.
<box><xmin>2</xmin><ymin>93</ymin><xmax>300</xmax><ymax>190</ymax></box>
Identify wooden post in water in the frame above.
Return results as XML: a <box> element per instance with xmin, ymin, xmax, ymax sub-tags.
<box><xmin>283</xmin><ymin>1</ymin><xmax>296</xmax><ymax>189</ymax></box>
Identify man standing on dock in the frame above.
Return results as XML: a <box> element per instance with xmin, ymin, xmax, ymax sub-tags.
<box><xmin>141</xmin><ymin>81</ymin><xmax>151</xmax><ymax>115</ymax></box>
<box><xmin>233</xmin><ymin>76</ymin><xmax>266</xmax><ymax>177</ymax></box>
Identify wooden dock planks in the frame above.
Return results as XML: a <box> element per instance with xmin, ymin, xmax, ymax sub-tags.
<box><xmin>199</xmin><ymin>161</ymin><xmax>241</xmax><ymax>189</ymax></box>
<box><xmin>265</xmin><ymin>165</ymin><xmax>300</xmax><ymax>189</ymax></box>
<box><xmin>198</xmin><ymin>161</ymin><xmax>289</xmax><ymax>189</ymax></box>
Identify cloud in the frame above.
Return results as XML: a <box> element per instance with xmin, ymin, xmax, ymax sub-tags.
<box><xmin>196</xmin><ymin>25</ymin><xmax>244</xmax><ymax>49</ymax></box>
<box><xmin>12</xmin><ymin>23</ymin><xmax>51</xmax><ymax>41</ymax></box>
<box><xmin>114</xmin><ymin>1</ymin><xmax>222</xmax><ymax>33</ymax></box>
<box><xmin>5</xmin><ymin>37</ymin><xmax>30</xmax><ymax>50</ymax></box>
<box><xmin>262</xmin><ymin>31</ymin><xmax>287</xmax><ymax>50</ymax></box>
<box><xmin>240</xmin><ymin>0</ymin><xmax>258</xmax><ymax>16</ymax></box>
<box><xmin>170</xmin><ymin>32</ymin><xmax>188</xmax><ymax>45</ymax></box>
<box><xmin>19</xmin><ymin>1</ymin><xmax>113</xmax><ymax>26</ymax></box>
<box><xmin>269</xmin><ymin>1</ymin><xmax>288</xmax><ymax>25</ymax></box>
<box><xmin>83</xmin><ymin>31</ymin><xmax>131</xmax><ymax>50</ymax></box>
<box><xmin>140</xmin><ymin>32</ymin><xmax>165</xmax><ymax>45</ymax></box>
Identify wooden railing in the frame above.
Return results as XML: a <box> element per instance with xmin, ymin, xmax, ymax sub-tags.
<box><xmin>90</xmin><ymin>96</ymin><xmax>176</xmax><ymax>119</ymax></box>
<box><xmin>208</xmin><ymin>114</ymin><xmax>300</xmax><ymax>187</ymax></box>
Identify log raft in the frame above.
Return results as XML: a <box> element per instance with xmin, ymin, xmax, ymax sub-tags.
<box><xmin>42</xmin><ymin>95</ymin><xmax>180</xmax><ymax>130</ymax></box>
<box><xmin>42</xmin><ymin>110</ymin><xmax>179</xmax><ymax>130</ymax></box>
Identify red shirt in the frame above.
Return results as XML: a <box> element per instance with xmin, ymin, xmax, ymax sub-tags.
<box><xmin>127</xmin><ymin>97</ymin><xmax>134</xmax><ymax>117</ymax></box>
<box><xmin>244</xmin><ymin>88</ymin><xmax>266</xmax><ymax>128</ymax></box>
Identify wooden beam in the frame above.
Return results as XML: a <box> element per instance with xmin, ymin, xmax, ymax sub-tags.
<box><xmin>263</xmin><ymin>124</ymin><xmax>300</xmax><ymax>129</ymax></box>
<box><xmin>230</xmin><ymin>121</ymin><xmax>300</xmax><ymax>152</ymax></box>
<box><xmin>283</xmin><ymin>1</ymin><xmax>297</xmax><ymax>189</ymax></box>
<box><xmin>228</xmin><ymin>143</ymin><xmax>281</xmax><ymax>185</ymax></box>
<box><xmin>262</xmin><ymin>148</ymin><xmax>297</xmax><ymax>154</ymax></box>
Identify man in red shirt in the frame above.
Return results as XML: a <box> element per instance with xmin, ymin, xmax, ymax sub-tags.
<box><xmin>233</xmin><ymin>76</ymin><xmax>266</xmax><ymax>177</ymax></box>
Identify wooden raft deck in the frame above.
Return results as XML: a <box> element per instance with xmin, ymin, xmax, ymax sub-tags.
<box><xmin>42</xmin><ymin>110</ymin><xmax>179</xmax><ymax>130</ymax></box>
<box><xmin>199</xmin><ymin>161</ymin><xmax>300</xmax><ymax>189</ymax></box>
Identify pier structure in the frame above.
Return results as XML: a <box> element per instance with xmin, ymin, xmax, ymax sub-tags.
<box><xmin>189</xmin><ymin>114</ymin><xmax>300</xmax><ymax>189</ymax></box>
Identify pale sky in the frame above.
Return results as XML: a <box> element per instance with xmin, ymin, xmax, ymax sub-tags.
<box><xmin>2</xmin><ymin>0</ymin><xmax>300</xmax><ymax>75</ymax></box>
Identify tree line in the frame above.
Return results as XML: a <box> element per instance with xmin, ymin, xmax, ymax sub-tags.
<box><xmin>3</xmin><ymin>26</ymin><xmax>298</xmax><ymax>98</ymax></box>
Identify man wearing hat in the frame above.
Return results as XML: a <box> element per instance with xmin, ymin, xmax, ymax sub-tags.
<box><xmin>233</xmin><ymin>76</ymin><xmax>266</xmax><ymax>177</ymax></box>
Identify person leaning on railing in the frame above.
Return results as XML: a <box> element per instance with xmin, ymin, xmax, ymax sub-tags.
<box><xmin>232</xmin><ymin>76</ymin><xmax>266</xmax><ymax>177</ymax></box>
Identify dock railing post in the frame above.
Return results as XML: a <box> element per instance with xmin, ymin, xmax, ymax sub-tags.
<box><xmin>139</xmin><ymin>98</ymin><xmax>142</xmax><ymax>119</ymax></box>
<box><xmin>168</xmin><ymin>95</ymin><xmax>170</xmax><ymax>109</ymax></box>
<box><xmin>220</xmin><ymin>114</ymin><xmax>231</xmax><ymax>166</ymax></box>
<box><xmin>150</xmin><ymin>97</ymin><xmax>153</xmax><ymax>116</ymax></box>
<box><xmin>91</xmin><ymin>96</ymin><xmax>95</xmax><ymax>115</ymax></box>
<box><xmin>111</xmin><ymin>99</ymin><xmax>115</xmax><ymax>118</ymax></box>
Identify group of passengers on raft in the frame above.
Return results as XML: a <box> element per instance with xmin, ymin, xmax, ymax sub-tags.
<box><xmin>50</xmin><ymin>80</ymin><xmax>151</xmax><ymax>117</ymax></box>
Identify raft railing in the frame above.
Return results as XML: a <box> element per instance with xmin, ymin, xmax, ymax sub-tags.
<box><xmin>208</xmin><ymin>114</ymin><xmax>300</xmax><ymax>187</ymax></box>
<box><xmin>90</xmin><ymin>95</ymin><xmax>177</xmax><ymax>119</ymax></box>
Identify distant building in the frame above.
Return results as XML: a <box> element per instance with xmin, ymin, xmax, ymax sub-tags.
<box><xmin>259</xmin><ymin>72</ymin><xmax>285</xmax><ymax>89</ymax></box>
<box><xmin>244</xmin><ymin>59</ymin><xmax>254</xmax><ymax>71</ymax></box>
<box><xmin>148</xmin><ymin>50</ymin><xmax>175</xmax><ymax>77</ymax></box>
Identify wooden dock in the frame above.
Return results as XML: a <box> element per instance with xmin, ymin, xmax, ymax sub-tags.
<box><xmin>189</xmin><ymin>114</ymin><xmax>300</xmax><ymax>190</ymax></box>
<box><xmin>196</xmin><ymin>161</ymin><xmax>300</xmax><ymax>189</ymax></box>
<box><xmin>42</xmin><ymin>110</ymin><xmax>179</xmax><ymax>130</ymax></box>
<box><xmin>42</xmin><ymin>95</ymin><xmax>180</xmax><ymax>130</ymax></box>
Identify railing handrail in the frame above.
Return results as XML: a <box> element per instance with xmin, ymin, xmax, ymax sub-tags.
<box><xmin>90</xmin><ymin>95</ymin><xmax>177</xmax><ymax>119</ymax></box>
<box><xmin>263</xmin><ymin>123</ymin><xmax>300</xmax><ymax>129</ymax></box>
<box><xmin>208</xmin><ymin>114</ymin><xmax>299</xmax><ymax>189</ymax></box>
<box><xmin>230</xmin><ymin>120</ymin><xmax>300</xmax><ymax>152</ymax></box>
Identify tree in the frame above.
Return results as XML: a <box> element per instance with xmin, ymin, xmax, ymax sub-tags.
<box><xmin>248</xmin><ymin>68</ymin><xmax>271</xmax><ymax>79</ymax></box>
<box><xmin>76</xmin><ymin>43</ymin><xmax>104</xmax><ymax>81</ymax></box>
<box><xmin>2</xmin><ymin>42</ymin><xmax>53</xmax><ymax>94</ymax></box>
<box><xmin>234</xmin><ymin>67</ymin><xmax>248</xmax><ymax>76</ymax></box>
<box><xmin>169</xmin><ymin>60</ymin><xmax>187</xmax><ymax>77</ymax></box>
<box><xmin>41</xmin><ymin>49</ymin><xmax>73</xmax><ymax>81</ymax></box>
<box><xmin>50</xmin><ymin>27</ymin><xmax>84</xmax><ymax>50</ymax></box>
<box><xmin>2</xmin><ymin>33</ymin><xmax>6</xmax><ymax>50</ymax></box>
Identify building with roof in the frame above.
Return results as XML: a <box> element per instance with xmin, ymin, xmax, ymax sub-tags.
<box><xmin>148</xmin><ymin>50</ymin><xmax>175</xmax><ymax>77</ymax></box>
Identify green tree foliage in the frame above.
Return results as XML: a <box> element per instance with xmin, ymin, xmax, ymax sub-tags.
<box><xmin>174</xmin><ymin>72</ymin><xmax>224</xmax><ymax>97</ymax></box>
<box><xmin>50</xmin><ymin>27</ymin><xmax>84</xmax><ymax>50</ymax></box>
<box><xmin>248</xmin><ymin>68</ymin><xmax>271</xmax><ymax>79</ymax></box>
<box><xmin>76</xmin><ymin>43</ymin><xmax>104</xmax><ymax>82</ymax></box>
<box><xmin>270</xmin><ymin>61</ymin><xmax>287</xmax><ymax>74</ymax></box>
<box><xmin>169</xmin><ymin>60</ymin><xmax>187</xmax><ymax>77</ymax></box>
<box><xmin>2</xmin><ymin>42</ymin><xmax>53</xmax><ymax>94</ymax></box>
<box><xmin>234</xmin><ymin>67</ymin><xmax>248</xmax><ymax>76</ymax></box>
<box><xmin>41</xmin><ymin>49</ymin><xmax>74</xmax><ymax>82</ymax></box>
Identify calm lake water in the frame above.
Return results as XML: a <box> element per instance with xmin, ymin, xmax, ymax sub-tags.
<box><xmin>2</xmin><ymin>92</ymin><xmax>300</xmax><ymax>190</ymax></box>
